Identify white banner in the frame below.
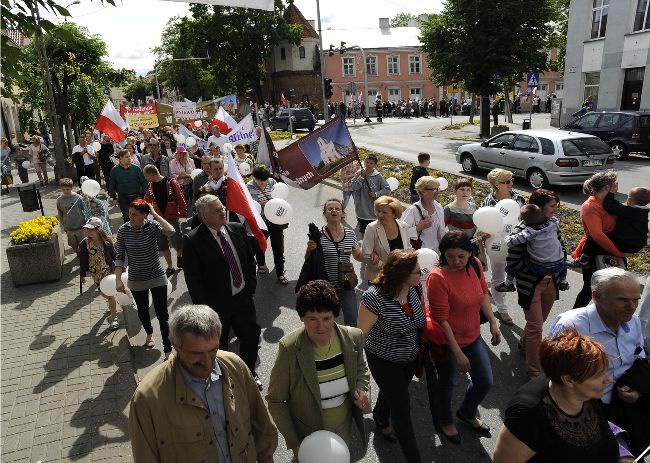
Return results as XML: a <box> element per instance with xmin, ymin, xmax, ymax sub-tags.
<box><xmin>227</xmin><ymin>114</ymin><xmax>256</xmax><ymax>144</ymax></box>
<box><xmin>173</xmin><ymin>101</ymin><xmax>197</xmax><ymax>120</ymax></box>
<box><xmin>160</xmin><ymin>0</ymin><xmax>274</xmax><ymax>11</ymax></box>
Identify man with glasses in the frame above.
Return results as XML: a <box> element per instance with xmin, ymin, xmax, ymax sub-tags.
<box><xmin>549</xmin><ymin>267</ymin><xmax>647</xmax><ymax>457</ymax></box>
<box><xmin>141</xmin><ymin>138</ymin><xmax>171</xmax><ymax>178</ymax></box>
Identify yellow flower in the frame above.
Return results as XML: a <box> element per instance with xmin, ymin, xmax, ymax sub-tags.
<box><xmin>10</xmin><ymin>215</ymin><xmax>60</xmax><ymax>245</ymax></box>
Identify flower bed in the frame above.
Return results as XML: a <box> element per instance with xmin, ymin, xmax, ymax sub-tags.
<box><xmin>10</xmin><ymin>216</ymin><xmax>60</xmax><ymax>245</ymax></box>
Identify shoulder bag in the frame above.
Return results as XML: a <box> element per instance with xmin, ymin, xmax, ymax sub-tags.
<box><xmin>324</xmin><ymin>226</ymin><xmax>358</xmax><ymax>290</ymax></box>
<box><xmin>410</xmin><ymin>204</ymin><xmax>424</xmax><ymax>250</ymax></box>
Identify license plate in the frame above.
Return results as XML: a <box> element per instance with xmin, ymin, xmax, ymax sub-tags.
<box><xmin>582</xmin><ymin>159</ymin><xmax>604</xmax><ymax>166</ymax></box>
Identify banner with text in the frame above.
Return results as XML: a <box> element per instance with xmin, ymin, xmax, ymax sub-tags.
<box><xmin>226</xmin><ymin>114</ymin><xmax>256</xmax><ymax>145</ymax></box>
<box><xmin>124</xmin><ymin>103</ymin><xmax>159</xmax><ymax>129</ymax></box>
<box><xmin>173</xmin><ymin>101</ymin><xmax>198</xmax><ymax>120</ymax></box>
<box><xmin>274</xmin><ymin>117</ymin><xmax>357</xmax><ymax>190</ymax></box>
<box><xmin>214</xmin><ymin>94</ymin><xmax>238</xmax><ymax>112</ymax></box>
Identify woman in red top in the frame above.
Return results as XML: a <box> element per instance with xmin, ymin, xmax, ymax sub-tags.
<box><xmin>572</xmin><ymin>170</ymin><xmax>632</xmax><ymax>308</ymax></box>
<box><xmin>426</xmin><ymin>231</ymin><xmax>501</xmax><ymax>444</ymax></box>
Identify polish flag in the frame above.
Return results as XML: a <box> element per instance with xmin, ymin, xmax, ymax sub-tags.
<box><xmin>208</xmin><ymin>107</ymin><xmax>238</xmax><ymax>134</ymax></box>
<box><xmin>225</xmin><ymin>151</ymin><xmax>268</xmax><ymax>252</ymax></box>
<box><xmin>95</xmin><ymin>100</ymin><xmax>127</xmax><ymax>142</ymax></box>
<box><xmin>280</xmin><ymin>94</ymin><xmax>289</xmax><ymax>107</ymax></box>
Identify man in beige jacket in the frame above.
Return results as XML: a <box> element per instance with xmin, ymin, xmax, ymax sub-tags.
<box><xmin>129</xmin><ymin>305</ymin><xmax>277</xmax><ymax>462</ymax></box>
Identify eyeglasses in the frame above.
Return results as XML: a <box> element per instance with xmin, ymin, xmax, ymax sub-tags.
<box><xmin>424</xmin><ymin>188</ymin><xmax>439</xmax><ymax>192</ymax></box>
<box><xmin>499</xmin><ymin>180</ymin><xmax>513</xmax><ymax>184</ymax></box>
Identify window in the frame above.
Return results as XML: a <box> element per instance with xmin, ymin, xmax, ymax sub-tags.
<box><xmin>596</xmin><ymin>113</ymin><xmax>629</xmax><ymax>128</ymax></box>
<box><xmin>343</xmin><ymin>57</ymin><xmax>355</xmax><ymax>76</ymax></box>
<box><xmin>584</xmin><ymin>72</ymin><xmax>600</xmax><ymax>108</ymax></box>
<box><xmin>562</xmin><ymin>138</ymin><xmax>611</xmax><ymax>156</ymax></box>
<box><xmin>299</xmin><ymin>46</ymin><xmax>305</xmax><ymax>59</ymax></box>
<box><xmin>488</xmin><ymin>133</ymin><xmax>516</xmax><ymax>148</ymax></box>
<box><xmin>539</xmin><ymin>83</ymin><xmax>548</xmax><ymax>92</ymax></box>
<box><xmin>634</xmin><ymin>0</ymin><xmax>650</xmax><ymax>31</ymax></box>
<box><xmin>591</xmin><ymin>0</ymin><xmax>609</xmax><ymax>39</ymax></box>
<box><xmin>388</xmin><ymin>87</ymin><xmax>401</xmax><ymax>102</ymax></box>
<box><xmin>367</xmin><ymin>89</ymin><xmax>378</xmax><ymax>102</ymax></box>
<box><xmin>366</xmin><ymin>56</ymin><xmax>377</xmax><ymax>75</ymax></box>
<box><xmin>280</xmin><ymin>48</ymin><xmax>286</xmax><ymax>60</ymax></box>
<box><xmin>512</xmin><ymin>135</ymin><xmax>538</xmax><ymax>152</ymax></box>
<box><xmin>388</xmin><ymin>56</ymin><xmax>400</xmax><ymax>75</ymax></box>
<box><xmin>409</xmin><ymin>55</ymin><xmax>421</xmax><ymax>74</ymax></box>
<box><xmin>573</xmin><ymin>112</ymin><xmax>601</xmax><ymax>129</ymax></box>
<box><xmin>539</xmin><ymin>138</ymin><xmax>556</xmax><ymax>155</ymax></box>
<box><xmin>410</xmin><ymin>88</ymin><xmax>421</xmax><ymax>99</ymax></box>
<box><xmin>555</xmin><ymin>82</ymin><xmax>564</xmax><ymax>92</ymax></box>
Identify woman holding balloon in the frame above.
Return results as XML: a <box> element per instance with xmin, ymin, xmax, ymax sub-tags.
<box><xmin>403</xmin><ymin>176</ymin><xmax>446</xmax><ymax>252</ymax></box>
<box><xmin>480</xmin><ymin>168</ymin><xmax>525</xmax><ymax>325</ymax></box>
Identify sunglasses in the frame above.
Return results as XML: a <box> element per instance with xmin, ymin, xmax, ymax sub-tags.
<box><xmin>499</xmin><ymin>180</ymin><xmax>513</xmax><ymax>184</ymax></box>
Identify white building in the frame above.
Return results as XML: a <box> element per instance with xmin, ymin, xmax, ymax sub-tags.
<box><xmin>562</xmin><ymin>0</ymin><xmax>650</xmax><ymax>124</ymax></box>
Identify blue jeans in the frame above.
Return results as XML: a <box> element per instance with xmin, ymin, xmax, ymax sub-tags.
<box><xmin>433</xmin><ymin>336</ymin><xmax>493</xmax><ymax>425</ymax></box>
<box><xmin>342</xmin><ymin>190</ymin><xmax>353</xmax><ymax>209</ymax></box>
<box><xmin>337</xmin><ymin>288</ymin><xmax>358</xmax><ymax>327</ymax></box>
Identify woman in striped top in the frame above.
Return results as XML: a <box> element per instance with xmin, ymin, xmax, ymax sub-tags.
<box><xmin>358</xmin><ymin>249</ymin><xmax>426</xmax><ymax>463</ymax></box>
<box><xmin>305</xmin><ymin>199</ymin><xmax>362</xmax><ymax>326</ymax></box>
<box><xmin>444</xmin><ymin>178</ymin><xmax>487</xmax><ymax>266</ymax></box>
<box><xmin>266</xmin><ymin>280</ymin><xmax>370</xmax><ymax>459</ymax></box>
<box><xmin>115</xmin><ymin>199</ymin><xmax>176</xmax><ymax>360</ymax></box>
<box><xmin>247</xmin><ymin>166</ymin><xmax>288</xmax><ymax>283</ymax></box>
<box><xmin>480</xmin><ymin>168</ymin><xmax>526</xmax><ymax>325</ymax></box>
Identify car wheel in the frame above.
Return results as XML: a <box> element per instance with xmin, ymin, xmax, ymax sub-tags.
<box><xmin>460</xmin><ymin>153</ymin><xmax>478</xmax><ymax>173</ymax></box>
<box><xmin>527</xmin><ymin>168</ymin><xmax>549</xmax><ymax>189</ymax></box>
<box><xmin>610</xmin><ymin>142</ymin><xmax>628</xmax><ymax>160</ymax></box>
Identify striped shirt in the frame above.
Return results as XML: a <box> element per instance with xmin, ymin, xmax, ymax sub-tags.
<box><xmin>320</xmin><ymin>226</ymin><xmax>358</xmax><ymax>290</ymax></box>
<box><xmin>444</xmin><ymin>202</ymin><xmax>477</xmax><ymax>238</ymax></box>
<box><xmin>362</xmin><ymin>285</ymin><xmax>425</xmax><ymax>363</ymax></box>
<box><xmin>115</xmin><ymin>219</ymin><xmax>166</xmax><ymax>290</ymax></box>
<box><xmin>246</xmin><ymin>178</ymin><xmax>276</xmax><ymax>218</ymax></box>
<box><xmin>314</xmin><ymin>335</ymin><xmax>350</xmax><ymax>429</ymax></box>
<box><xmin>480</xmin><ymin>191</ymin><xmax>526</xmax><ymax>208</ymax></box>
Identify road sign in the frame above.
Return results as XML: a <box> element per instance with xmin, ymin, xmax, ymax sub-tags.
<box><xmin>527</xmin><ymin>72</ymin><xmax>540</xmax><ymax>89</ymax></box>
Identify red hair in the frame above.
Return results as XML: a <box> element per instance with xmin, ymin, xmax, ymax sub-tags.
<box><xmin>540</xmin><ymin>328</ymin><xmax>608</xmax><ymax>385</ymax></box>
<box><xmin>129</xmin><ymin>198</ymin><xmax>150</xmax><ymax>215</ymax></box>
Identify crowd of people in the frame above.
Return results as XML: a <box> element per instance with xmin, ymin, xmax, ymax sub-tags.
<box><xmin>35</xmin><ymin>116</ymin><xmax>650</xmax><ymax>463</ymax></box>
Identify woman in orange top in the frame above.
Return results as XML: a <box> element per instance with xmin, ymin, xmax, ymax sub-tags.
<box><xmin>426</xmin><ymin>231</ymin><xmax>501</xmax><ymax>444</ymax></box>
<box><xmin>572</xmin><ymin>170</ymin><xmax>632</xmax><ymax>308</ymax></box>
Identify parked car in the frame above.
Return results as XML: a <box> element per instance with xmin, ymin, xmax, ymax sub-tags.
<box><xmin>270</xmin><ymin>108</ymin><xmax>315</xmax><ymax>132</ymax></box>
<box><xmin>456</xmin><ymin>130</ymin><xmax>615</xmax><ymax>189</ymax></box>
<box><xmin>560</xmin><ymin>110</ymin><xmax>650</xmax><ymax>159</ymax></box>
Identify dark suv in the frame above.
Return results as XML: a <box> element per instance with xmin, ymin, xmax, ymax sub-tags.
<box><xmin>269</xmin><ymin>108</ymin><xmax>315</xmax><ymax>132</ymax></box>
<box><xmin>560</xmin><ymin>111</ymin><xmax>650</xmax><ymax>159</ymax></box>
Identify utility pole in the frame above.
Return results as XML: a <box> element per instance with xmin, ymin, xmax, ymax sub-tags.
<box><xmin>316</xmin><ymin>0</ymin><xmax>329</xmax><ymax>122</ymax></box>
<box><xmin>30</xmin><ymin>3</ymin><xmax>66</xmax><ymax>180</ymax></box>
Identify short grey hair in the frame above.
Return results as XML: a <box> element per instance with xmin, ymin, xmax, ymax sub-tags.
<box><xmin>194</xmin><ymin>194</ymin><xmax>219</xmax><ymax>220</ymax></box>
<box><xmin>591</xmin><ymin>267</ymin><xmax>639</xmax><ymax>296</ymax></box>
<box><xmin>169</xmin><ymin>305</ymin><xmax>222</xmax><ymax>347</ymax></box>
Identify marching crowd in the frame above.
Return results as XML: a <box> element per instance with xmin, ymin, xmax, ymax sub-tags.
<box><xmin>23</xmin><ymin>118</ymin><xmax>650</xmax><ymax>462</ymax></box>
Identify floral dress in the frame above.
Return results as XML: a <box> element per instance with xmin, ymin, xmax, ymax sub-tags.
<box><xmin>88</xmin><ymin>240</ymin><xmax>111</xmax><ymax>285</ymax></box>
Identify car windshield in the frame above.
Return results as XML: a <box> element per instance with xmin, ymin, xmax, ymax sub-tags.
<box><xmin>561</xmin><ymin>138</ymin><xmax>611</xmax><ymax>156</ymax></box>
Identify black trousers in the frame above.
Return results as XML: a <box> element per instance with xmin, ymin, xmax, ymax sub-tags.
<box><xmin>100</xmin><ymin>162</ymin><xmax>113</xmax><ymax>188</ymax></box>
<box><xmin>573</xmin><ymin>255</ymin><xmax>596</xmax><ymax>308</ymax></box>
<box><xmin>358</xmin><ymin>218</ymin><xmax>374</xmax><ymax>235</ymax></box>
<box><xmin>366</xmin><ymin>351</ymin><xmax>422</xmax><ymax>463</ymax></box>
<box><xmin>83</xmin><ymin>164</ymin><xmax>96</xmax><ymax>180</ymax></box>
<box><xmin>132</xmin><ymin>285</ymin><xmax>171</xmax><ymax>353</ymax></box>
<box><xmin>217</xmin><ymin>291</ymin><xmax>261</xmax><ymax>374</ymax></box>
<box><xmin>255</xmin><ymin>222</ymin><xmax>285</xmax><ymax>277</ymax></box>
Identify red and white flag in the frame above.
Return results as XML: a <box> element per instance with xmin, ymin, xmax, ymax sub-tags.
<box><xmin>280</xmin><ymin>94</ymin><xmax>289</xmax><ymax>107</ymax></box>
<box><xmin>209</xmin><ymin>107</ymin><xmax>238</xmax><ymax>134</ymax></box>
<box><xmin>95</xmin><ymin>100</ymin><xmax>127</xmax><ymax>142</ymax></box>
<box><xmin>225</xmin><ymin>152</ymin><xmax>268</xmax><ymax>252</ymax></box>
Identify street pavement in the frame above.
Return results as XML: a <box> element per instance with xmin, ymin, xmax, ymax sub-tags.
<box><xmin>2</xmin><ymin>159</ymin><xmax>596</xmax><ymax>463</ymax></box>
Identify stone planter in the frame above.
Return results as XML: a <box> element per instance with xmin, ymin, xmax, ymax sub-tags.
<box><xmin>6</xmin><ymin>227</ymin><xmax>65</xmax><ymax>286</ymax></box>
<box><xmin>490</xmin><ymin>126</ymin><xmax>509</xmax><ymax>136</ymax></box>
<box><xmin>61</xmin><ymin>164</ymin><xmax>78</xmax><ymax>182</ymax></box>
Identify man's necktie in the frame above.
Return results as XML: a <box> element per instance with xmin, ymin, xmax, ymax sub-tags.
<box><xmin>217</xmin><ymin>232</ymin><xmax>243</xmax><ymax>288</ymax></box>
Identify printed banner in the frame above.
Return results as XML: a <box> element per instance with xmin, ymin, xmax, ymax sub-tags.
<box><xmin>226</xmin><ymin>114</ymin><xmax>255</xmax><ymax>144</ymax></box>
<box><xmin>173</xmin><ymin>101</ymin><xmax>198</xmax><ymax>120</ymax></box>
<box><xmin>157</xmin><ymin>101</ymin><xmax>218</xmax><ymax>126</ymax></box>
<box><xmin>124</xmin><ymin>103</ymin><xmax>159</xmax><ymax>129</ymax></box>
<box><xmin>213</xmin><ymin>94</ymin><xmax>238</xmax><ymax>112</ymax></box>
<box><xmin>274</xmin><ymin>117</ymin><xmax>357</xmax><ymax>190</ymax></box>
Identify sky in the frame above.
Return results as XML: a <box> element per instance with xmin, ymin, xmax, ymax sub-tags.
<box><xmin>49</xmin><ymin>0</ymin><xmax>443</xmax><ymax>76</ymax></box>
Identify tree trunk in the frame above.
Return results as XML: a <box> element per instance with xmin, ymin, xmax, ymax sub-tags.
<box><xmin>480</xmin><ymin>95</ymin><xmax>491</xmax><ymax>138</ymax></box>
<box><xmin>505</xmin><ymin>84</ymin><xmax>513</xmax><ymax>123</ymax></box>
<box><xmin>469</xmin><ymin>93</ymin><xmax>476</xmax><ymax>123</ymax></box>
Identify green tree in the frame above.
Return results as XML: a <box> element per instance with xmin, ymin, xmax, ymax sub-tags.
<box><xmin>153</xmin><ymin>0</ymin><xmax>302</xmax><ymax>101</ymax></box>
<box><xmin>548</xmin><ymin>0</ymin><xmax>571</xmax><ymax>73</ymax></box>
<box><xmin>419</xmin><ymin>0</ymin><xmax>559</xmax><ymax>136</ymax></box>
<box><xmin>123</xmin><ymin>77</ymin><xmax>156</xmax><ymax>104</ymax></box>
<box><xmin>390</xmin><ymin>12</ymin><xmax>417</xmax><ymax>27</ymax></box>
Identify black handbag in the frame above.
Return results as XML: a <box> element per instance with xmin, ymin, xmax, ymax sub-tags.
<box><xmin>295</xmin><ymin>223</ymin><xmax>328</xmax><ymax>293</ymax></box>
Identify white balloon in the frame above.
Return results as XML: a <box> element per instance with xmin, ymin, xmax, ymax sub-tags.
<box><xmin>21</xmin><ymin>160</ymin><xmax>30</xmax><ymax>169</ymax></box>
<box><xmin>222</xmin><ymin>142</ymin><xmax>233</xmax><ymax>154</ymax></box>
<box><xmin>99</xmin><ymin>274</ymin><xmax>117</xmax><ymax>297</ymax></box>
<box><xmin>176</xmin><ymin>134</ymin><xmax>186</xmax><ymax>144</ymax></box>
<box><xmin>190</xmin><ymin>168</ymin><xmax>203</xmax><ymax>180</ymax></box>
<box><xmin>115</xmin><ymin>290</ymin><xmax>133</xmax><ymax>306</ymax></box>
<box><xmin>264</xmin><ymin>198</ymin><xmax>293</xmax><ymax>225</ymax></box>
<box><xmin>472</xmin><ymin>207</ymin><xmax>504</xmax><ymax>235</ymax></box>
<box><xmin>494</xmin><ymin>199</ymin><xmax>521</xmax><ymax>224</ymax></box>
<box><xmin>167</xmin><ymin>280</ymin><xmax>172</xmax><ymax>296</ymax></box>
<box><xmin>239</xmin><ymin>162</ymin><xmax>251</xmax><ymax>176</ymax></box>
<box><xmin>416</xmin><ymin>248</ymin><xmax>439</xmax><ymax>276</ymax></box>
<box><xmin>270</xmin><ymin>182</ymin><xmax>289</xmax><ymax>199</ymax></box>
<box><xmin>386</xmin><ymin>177</ymin><xmax>399</xmax><ymax>192</ymax></box>
<box><xmin>485</xmin><ymin>234</ymin><xmax>509</xmax><ymax>263</ymax></box>
<box><xmin>81</xmin><ymin>179</ymin><xmax>101</xmax><ymax>197</ymax></box>
<box><xmin>251</xmin><ymin>200</ymin><xmax>262</xmax><ymax>214</ymax></box>
<box><xmin>298</xmin><ymin>430</ymin><xmax>350</xmax><ymax>463</ymax></box>
<box><xmin>92</xmin><ymin>141</ymin><xmax>101</xmax><ymax>151</ymax></box>
<box><xmin>139</xmin><ymin>142</ymin><xmax>146</xmax><ymax>151</ymax></box>
<box><xmin>436</xmin><ymin>177</ymin><xmax>449</xmax><ymax>191</ymax></box>
<box><xmin>186</xmin><ymin>137</ymin><xmax>197</xmax><ymax>147</ymax></box>
<box><xmin>122</xmin><ymin>271</ymin><xmax>129</xmax><ymax>282</ymax></box>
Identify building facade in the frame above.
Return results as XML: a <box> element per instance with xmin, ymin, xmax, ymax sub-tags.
<box><xmin>562</xmin><ymin>0</ymin><xmax>650</xmax><ymax>124</ymax></box>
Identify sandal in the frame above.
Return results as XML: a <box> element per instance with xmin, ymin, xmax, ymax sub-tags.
<box><xmin>257</xmin><ymin>265</ymin><xmax>268</xmax><ymax>274</ymax></box>
<box><xmin>495</xmin><ymin>312</ymin><xmax>514</xmax><ymax>325</ymax></box>
<box><xmin>278</xmin><ymin>275</ymin><xmax>289</xmax><ymax>285</ymax></box>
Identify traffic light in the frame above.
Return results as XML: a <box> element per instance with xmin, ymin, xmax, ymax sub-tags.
<box><xmin>339</xmin><ymin>41</ymin><xmax>346</xmax><ymax>54</ymax></box>
<box><xmin>289</xmin><ymin>88</ymin><xmax>296</xmax><ymax>99</ymax></box>
<box><xmin>328</xmin><ymin>44</ymin><xmax>335</xmax><ymax>57</ymax></box>
<box><xmin>324</xmin><ymin>78</ymin><xmax>333</xmax><ymax>99</ymax></box>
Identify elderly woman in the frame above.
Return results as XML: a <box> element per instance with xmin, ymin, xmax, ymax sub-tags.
<box><xmin>572</xmin><ymin>170</ymin><xmax>631</xmax><ymax>308</ymax></box>
<box><xmin>170</xmin><ymin>146</ymin><xmax>194</xmax><ymax>217</ymax></box>
<box><xmin>27</xmin><ymin>135</ymin><xmax>49</xmax><ymax>185</ymax></box>
<box><xmin>361</xmin><ymin>196</ymin><xmax>412</xmax><ymax>282</ymax></box>
<box><xmin>115</xmin><ymin>199</ymin><xmax>175</xmax><ymax>360</ymax></box>
<box><xmin>493</xmin><ymin>329</ymin><xmax>633</xmax><ymax>463</ymax></box>
<box><xmin>358</xmin><ymin>249</ymin><xmax>426</xmax><ymax>463</ymax></box>
<box><xmin>481</xmin><ymin>168</ymin><xmax>526</xmax><ymax>325</ymax></box>
<box><xmin>305</xmin><ymin>198</ymin><xmax>362</xmax><ymax>326</ymax></box>
<box><xmin>403</xmin><ymin>176</ymin><xmax>446</xmax><ymax>252</ymax></box>
<box><xmin>266</xmin><ymin>280</ymin><xmax>370</xmax><ymax>459</ymax></box>
<box><xmin>426</xmin><ymin>231</ymin><xmax>501</xmax><ymax>444</ymax></box>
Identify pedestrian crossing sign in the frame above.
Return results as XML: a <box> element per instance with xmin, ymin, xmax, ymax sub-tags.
<box><xmin>527</xmin><ymin>72</ymin><xmax>540</xmax><ymax>89</ymax></box>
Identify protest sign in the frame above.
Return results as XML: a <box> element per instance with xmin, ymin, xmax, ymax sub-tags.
<box><xmin>124</xmin><ymin>104</ymin><xmax>159</xmax><ymax>129</ymax></box>
<box><xmin>173</xmin><ymin>101</ymin><xmax>198</xmax><ymax>120</ymax></box>
<box><xmin>226</xmin><ymin>114</ymin><xmax>256</xmax><ymax>144</ymax></box>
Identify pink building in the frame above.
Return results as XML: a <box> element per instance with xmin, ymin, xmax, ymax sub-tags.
<box><xmin>321</xmin><ymin>18</ymin><xmax>439</xmax><ymax>109</ymax></box>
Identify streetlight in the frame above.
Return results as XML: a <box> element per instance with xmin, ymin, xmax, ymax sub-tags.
<box><xmin>330</xmin><ymin>43</ymin><xmax>372</xmax><ymax>123</ymax></box>
<box><xmin>154</xmin><ymin>57</ymin><xmax>210</xmax><ymax>101</ymax></box>
<box><xmin>63</xmin><ymin>0</ymin><xmax>80</xmax><ymax>22</ymax></box>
